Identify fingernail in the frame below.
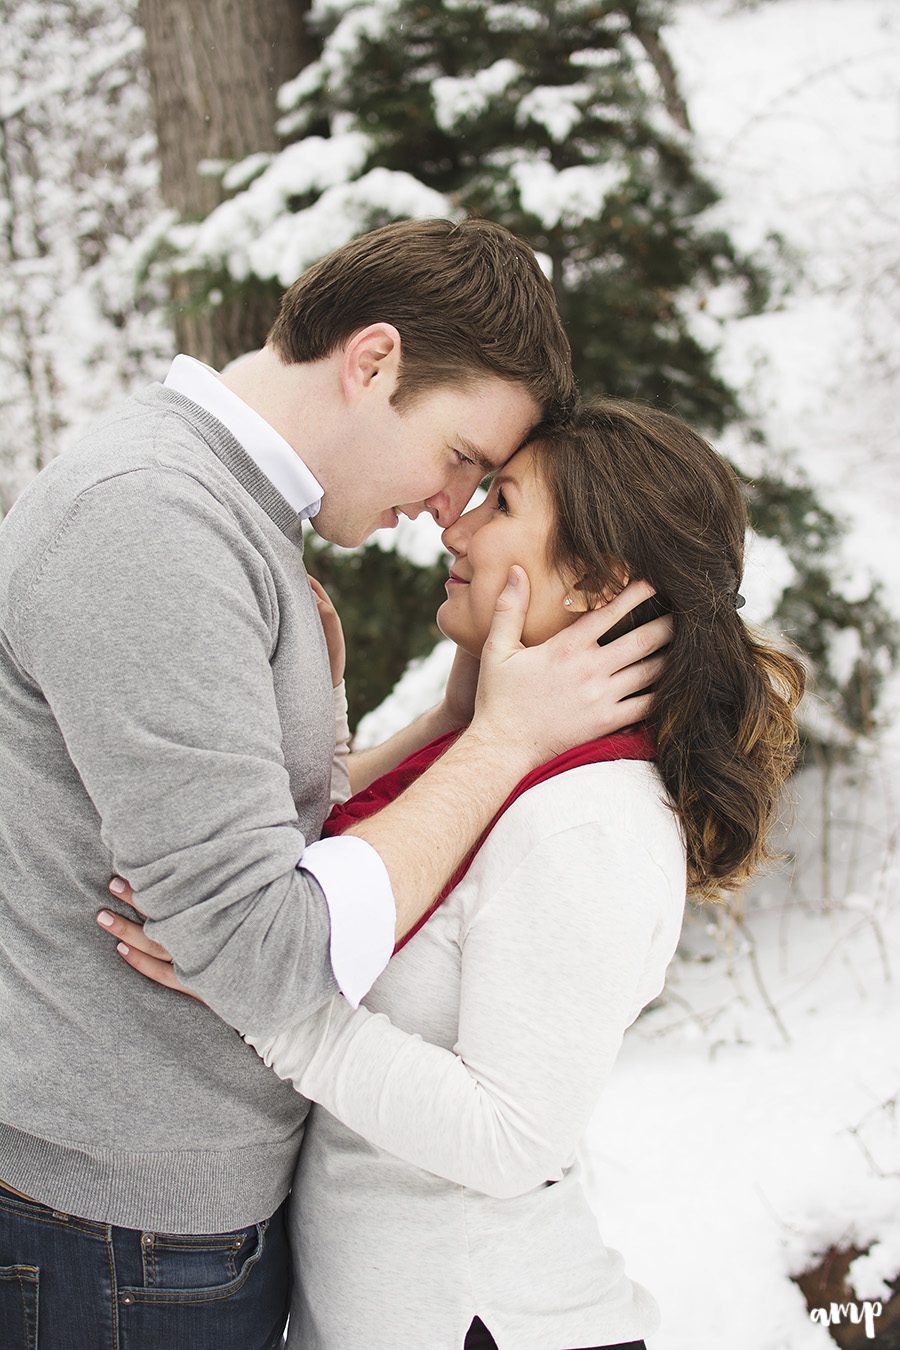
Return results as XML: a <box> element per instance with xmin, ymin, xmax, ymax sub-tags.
<box><xmin>505</xmin><ymin>567</ymin><xmax>520</xmax><ymax>590</ymax></box>
<box><xmin>109</xmin><ymin>878</ymin><xmax>126</xmax><ymax>895</ymax></box>
<box><xmin>97</xmin><ymin>911</ymin><xmax>114</xmax><ymax>928</ymax></box>
<box><xmin>116</xmin><ymin>942</ymin><xmax>129</xmax><ymax>956</ymax></box>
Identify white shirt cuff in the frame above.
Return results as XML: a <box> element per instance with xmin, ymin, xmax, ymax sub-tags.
<box><xmin>298</xmin><ymin>836</ymin><xmax>396</xmax><ymax>1008</ymax></box>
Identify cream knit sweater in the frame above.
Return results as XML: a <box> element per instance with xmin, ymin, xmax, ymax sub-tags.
<box><xmin>249</xmin><ymin>693</ymin><xmax>687</xmax><ymax>1349</ymax></box>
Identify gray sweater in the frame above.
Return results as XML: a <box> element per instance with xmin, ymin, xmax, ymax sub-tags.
<box><xmin>0</xmin><ymin>385</ymin><xmax>339</xmax><ymax>1232</ymax></box>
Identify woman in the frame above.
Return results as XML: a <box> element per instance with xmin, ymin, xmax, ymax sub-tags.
<box><xmin>102</xmin><ymin>399</ymin><xmax>805</xmax><ymax>1349</ymax></box>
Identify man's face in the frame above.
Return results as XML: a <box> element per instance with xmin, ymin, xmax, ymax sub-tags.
<box><xmin>310</xmin><ymin>373</ymin><xmax>541</xmax><ymax>549</ymax></box>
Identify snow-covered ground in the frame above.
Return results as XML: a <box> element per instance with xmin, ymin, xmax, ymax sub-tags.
<box><xmin>357</xmin><ymin>2</ymin><xmax>900</xmax><ymax>1345</ymax></box>
<box><xmin>586</xmin><ymin>729</ymin><xmax>900</xmax><ymax>1350</ymax></box>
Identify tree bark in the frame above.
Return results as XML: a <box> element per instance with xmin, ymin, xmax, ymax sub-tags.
<box><xmin>138</xmin><ymin>0</ymin><xmax>316</xmax><ymax>367</ymax></box>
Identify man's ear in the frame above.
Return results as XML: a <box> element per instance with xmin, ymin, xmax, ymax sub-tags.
<box><xmin>340</xmin><ymin>323</ymin><xmax>402</xmax><ymax>404</ymax></box>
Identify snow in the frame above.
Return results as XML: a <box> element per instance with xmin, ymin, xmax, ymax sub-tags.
<box><xmin>570</xmin><ymin>46</ymin><xmax>622</xmax><ymax>69</ymax></box>
<box><xmin>484</xmin><ymin>3</ymin><xmax>543</xmax><ymax>33</ymax></box>
<box><xmin>222</xmin><ymin>153</ymin><xmax>273</xmax><ymax>192</ymax></box>
<box><xmin>580</xmin><ymin>726</ymin><xmax>900</xmax><ymax>1350</ymax></box>
<box><xmin>354</xmin><ymin>639</ymin><xmax>457</xmax><ymax>749</ymax></box>
<box><xmin>827</xmin><ymin>626</ymin><xmax>864</xmax><ymax>689</ymax></box>
<box><xmin>432</xmin><ymin>59</ymin><xmax>523</xmax><ymax>133</ymax></box>
<box><xmin>171</xmin><ymin>134</ymin><xmax>373</xmax><ymax>280</ymax></box>
<box><xmin>369</xmin><ymin>511</ymin><xmax>449</xmax><ymax>569</ymax></box>
<box><xmin>669</xmin><ymin>0</ymin><xmax>900</xmax><ymax>613</ymax></box>
<box><xmin>516</xmin><ymin>82</ymin><xmax>596</xmax><ymax>142</ymax></box>
<box><xmin>252</xmin><ymin>170</ymin><xmax>452</xmax><ymax>286</ymax></box>
<box><xmin>511</xmin><ymin>158</ymin><xmax>628</xmax><ymax>230</ymax></box>
<box><xmin>171</xmin><ymin>124</ymin><xmax>454</xmax><ymax>285</ymax></box>
<box><xmin>0</xmin><ymin>0</ymin><xmax>170</xmax><ymax>507</ymax></box>
<box><xmin>741</xmin><ymin>529</ymin><xmax>797</xmax><ymax>627</ymax></box>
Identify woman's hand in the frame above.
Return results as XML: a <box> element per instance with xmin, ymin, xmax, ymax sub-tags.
<box><xmin>308</xmin><ymin>575</ymin><xmax>346</xmax><ymax>688</ymax></box>
<box><xmin>440</xmin><ymin>645</ymin><xmax>480</xmax><ymax>730</ymax></box>
<box><xmin>97</xmin><ymin>879</ymin><xmax>207</xmax><ymax>1005</ymax></box>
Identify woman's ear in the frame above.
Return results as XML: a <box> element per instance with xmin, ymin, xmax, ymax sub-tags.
<box><xmin>563</xmin><ymin>564</ymin><xmax>630</xmax><ymax>613</ymax></box>
<box><xmin>562</xmin><ymin>584</ymin><xmax>590</xmax><ymax>614</ymax></box>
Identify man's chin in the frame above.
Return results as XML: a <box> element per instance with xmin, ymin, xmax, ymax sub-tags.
<box><xmin>308</xmin><ymin>515</ymin><xmax>374</xmax><ymax>550</ymax></box>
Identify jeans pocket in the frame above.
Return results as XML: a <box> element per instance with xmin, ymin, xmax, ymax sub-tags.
<box><xmin>121</xmin><ymin>1219</ymin><xmax>268</xmax><ymax>1305</ymax></box>
<box><xmin>0</xmin><ymin>1265</ymin><xmax>39</xmax><ymax>1350</ymax></box>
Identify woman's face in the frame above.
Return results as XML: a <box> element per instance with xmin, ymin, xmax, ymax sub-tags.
<box><xmin>437</xmin><ymin>444</ymin><xmax>577</xmax><ymax>657</ymax></box>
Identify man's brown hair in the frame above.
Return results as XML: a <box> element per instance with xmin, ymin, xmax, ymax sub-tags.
<box><xmin>268</xmin><ymin>217</ymin><xmax>576</xmax><ymax>420</ymax></box>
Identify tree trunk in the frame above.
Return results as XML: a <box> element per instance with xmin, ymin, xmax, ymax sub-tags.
<box><xmin>138</xmin><ymin>0</ymin><xmax>315</xmax><ymax>368</ymax></box>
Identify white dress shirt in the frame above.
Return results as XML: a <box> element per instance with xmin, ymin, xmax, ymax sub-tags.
<box><xmin>164</xmin><ymin>354</ymin><xmax>395</xmax><ymax>1007</ymax></box>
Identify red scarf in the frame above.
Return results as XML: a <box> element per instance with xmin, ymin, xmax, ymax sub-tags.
<box><xmin>324</xmin><ymin>723</ymin><xmax>656</xmax><ymax>955</ymax></box>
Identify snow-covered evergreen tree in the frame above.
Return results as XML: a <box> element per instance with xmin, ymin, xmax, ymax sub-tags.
<box><xmin>140</xmin><ymin>0</ymin><xmax>900</xmax><ymax>734</ymax></box>
<box><xmin>166</xmin><ymin>0</ymin><xmax>766</xmax><ymax>428</ymax></box>
<box><xmin>0</xmin><ymin>0</ymin><xmax>170</xmax><ymax>512</ymax></box>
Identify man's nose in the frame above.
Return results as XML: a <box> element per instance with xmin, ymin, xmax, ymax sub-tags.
<box><xmin>426</xmin><ymin>494</ymin><xmax>452</xmax><ymax>528</ymax></box>
<box><xmin>425</xmin><ymin>478</ymin><xmax>477</xmax><ymax>529</ymax></box>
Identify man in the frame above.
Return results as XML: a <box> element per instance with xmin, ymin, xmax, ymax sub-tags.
<box><xmin>0</xmin><ymin>218</ymin><xmax>667</xmax><ymax>1347</ymax></box>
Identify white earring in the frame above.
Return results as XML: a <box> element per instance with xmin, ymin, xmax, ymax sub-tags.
<box><xmin>563</xmin><ymin>596</ymin><xmax>573</xmax><ymax>607</ymax></box>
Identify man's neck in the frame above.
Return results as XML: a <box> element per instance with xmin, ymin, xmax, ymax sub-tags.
<box><xmin>218</xmin><ymin>346</ymin><xmax>336</xmax><ymax>483</ymax></box>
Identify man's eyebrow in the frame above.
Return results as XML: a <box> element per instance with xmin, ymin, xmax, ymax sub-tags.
<box><xmin>456</xmin><ymin>437</ymin><xmax>502</xmax><ymax>472</ymax></box>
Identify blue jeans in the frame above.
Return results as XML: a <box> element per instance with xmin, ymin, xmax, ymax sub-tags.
<box><xmin>0</xmin><ymin>1186</ymin><xmax>290</xmax><ymax>1350</ymax></box>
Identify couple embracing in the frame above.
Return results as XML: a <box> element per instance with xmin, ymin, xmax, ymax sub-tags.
<box><xmin>0</xmin><ymin>218</ymin><xmax>803</xmax><ymax>1349</ymax></box>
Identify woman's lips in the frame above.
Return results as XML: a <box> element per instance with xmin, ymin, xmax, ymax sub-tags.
<box><xmin>446</xmin><ymin>572</ymin><xmax>470</xmax><ymax>587</ymax></box>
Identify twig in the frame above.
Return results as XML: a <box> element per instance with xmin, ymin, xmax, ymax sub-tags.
<box><xmin>732</xmin><ymin>914</ymin><xmax>792</xmax><ymax>1046</ymax></box>
<box><xmin>845</xmin><ymin>1091</ymin><xmax>900</xmax><ymax>1180</ymax></box>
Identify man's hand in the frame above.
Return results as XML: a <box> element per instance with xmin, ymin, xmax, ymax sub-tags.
<box><xmin>471</xmin><ymin>567</ymin><xmax>668</xmax><ymax>764</ymax></box>
<box><xmin>347</xmin><ymin>567</ymin><xmax>670</xmax><ymax>942</ymax></box>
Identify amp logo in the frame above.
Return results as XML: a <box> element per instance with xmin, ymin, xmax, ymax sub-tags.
<box><xmin>809</xmin><ymin>1300</ymin><xmax>882</xmax><ymax>1340</ymax></box>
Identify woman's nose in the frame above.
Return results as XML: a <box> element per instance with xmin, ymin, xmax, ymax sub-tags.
<box><xmin>441</xmin><ymin>504</ymin><xmax>479</xmax><ymax>554</ymax></box>
<box><xmin>440</xmin><ymin>518</ymin><xmax>462</xmax><ymax>553</ymax></box>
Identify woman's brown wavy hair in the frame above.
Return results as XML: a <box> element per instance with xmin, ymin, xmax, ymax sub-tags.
<box><xmin>532</xmin><ymin>399</ymin><xmax>806</xmax><ymax>902</ymax></box>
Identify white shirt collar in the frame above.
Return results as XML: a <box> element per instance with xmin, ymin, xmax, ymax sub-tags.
<box><xmin>163</xmin><ymin>354</ymin><xmax>323</xmax><ymax>521</ymax></box>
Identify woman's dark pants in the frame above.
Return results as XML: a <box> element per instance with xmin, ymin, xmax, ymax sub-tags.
<box><xmin>465</xmin><ymin>1313</ymin><xmax>648</xmax><ymax>1350</ymax></box>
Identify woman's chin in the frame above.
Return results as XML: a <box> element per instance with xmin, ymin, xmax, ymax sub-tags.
<box><xmin>436</xmin><ymin>604</ymin><xmax>486</xmax><ymax>660</ymax></box>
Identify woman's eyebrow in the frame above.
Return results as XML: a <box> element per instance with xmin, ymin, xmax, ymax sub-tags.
<box><xmin>490</xmin><ymin>472</ymin><xmax>520</xmax><ymax>494</ymax></box>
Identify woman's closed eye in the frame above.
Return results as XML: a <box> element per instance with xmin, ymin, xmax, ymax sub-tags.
<box><xmin>494</xmin><ymin>484</ymin><xmax>509</xmax><ymax>514</ymax></box>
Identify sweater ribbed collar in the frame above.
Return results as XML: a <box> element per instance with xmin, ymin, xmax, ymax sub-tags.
<box><xmin>140</xmin><ymin>384</ymin><xmax>308</xmax><ymax>550</ymax></box>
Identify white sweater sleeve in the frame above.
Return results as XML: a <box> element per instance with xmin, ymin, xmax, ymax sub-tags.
<box><xmin>246</xmin><ymin>821</ymin><xmax>673</xmax><ymax>1199</ymax></box>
